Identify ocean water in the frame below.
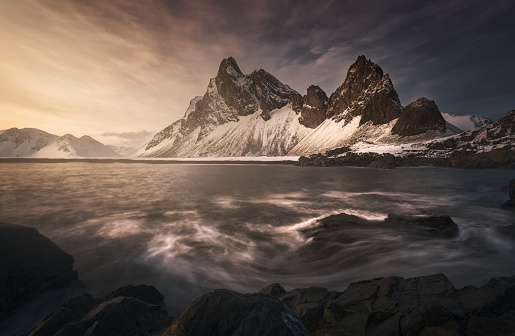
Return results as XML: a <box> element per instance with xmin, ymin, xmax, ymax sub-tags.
<box><xmin>1</xmin><ymin>162</ymin><xmax>514</xmax><ymax>315</ymax></box>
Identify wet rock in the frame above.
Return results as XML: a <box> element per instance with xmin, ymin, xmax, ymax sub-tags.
<box><xmin>392</xmin><ymin>97</ymin><xmax>447</xmax><ymax>136</ymax></box>
<box><xmin>0</xmin><ymin>222</ymin><xmax>78</xmax><ymax>318</ymax></box>
<box><xmin>107</xmin><ymin>284</ymin><xmax>165</xmax><ymax>306</ymax></box>
<box><xmin>26</xmin><ymin>284</ymin><xmax>172</xmax><ymax>336</ymax></box>
<box><xmin>280</xmin><ymin>287</ymin><xmax>337</xmax><ymax>332</ymax></box>
<box><xmin>459</xmin><ymin>276</ymin><xmax>515</xmax><ymax>336</ymax></box>
<box><xmin>162</xmin><ymin>289</ymin><xmax>308</xmax><ymax>336</ymax></box>
<box><xmin>385</xmin><ymin>214</ymin><xmax>460</xmax><ymax>238</ymax></box>
<box><xmin>501</xmin><ymin>178</ymin><xmax>515</xmax><ymax>210</ymax></box>
<box><xmin>259</xmin><ymin>283</ymin><xmax>287</xmax><ymax>298</ymax></box>
<box><xmin>325</xmin><ymin>146</ymin><xmax>351</xmax><ymax>157</ymax></box>
<box><xmin>272</xmin><ymin>273</ymin><xmax>468</xmax><ymax>336</ymax></box>
<box><xmin>367</xmin><ymin>160</ymin><xmax>396</xmax><ymax>169</ymax></box>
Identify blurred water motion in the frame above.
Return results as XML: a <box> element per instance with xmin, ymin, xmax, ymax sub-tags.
<box><xmin>1</xmin><ymin>163</ymin><xmax>514</xmax><ymax>314</ymax></box>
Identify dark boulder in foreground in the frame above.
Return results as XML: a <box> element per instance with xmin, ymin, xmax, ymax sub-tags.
<box><xmin>162</xmin><ymin>289</ymin><xmax>308</xmax><ymax>336</ymax></box>
<box><xmin>265</xmin><ymin>273</ymin><xmax>515</xmax><ymax>336</ymax></box>
<box><xmin>501</xmin><ymin>178</ymin><xmax>515</xmax><ymax>210</ymax></box>
<box><xmin>26</xmin><ymin>284</ymin><xmax>172</xmax><ymax>336</ymax></box>
<box><xmin>0</xmin><ymin>222</ymin><xmax>78</xmax><ymax>318</ymax></box>
<box><xmin>158</xmin><ymin>273</ymin><xmax>515</xmax><ymax>336</ymax></box>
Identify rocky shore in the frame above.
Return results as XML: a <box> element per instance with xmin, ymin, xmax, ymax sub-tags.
<box><xmin>297</xmin><ymin>108</ymin><xmax>515</xmax><ymax>170</ymax></box>
<box><xmin>2</xmin><ymin>204</ymin><xmax>515</xmax><ymax>335</ymax></box>
<box><xmin>297</xmin><ymin>147</ymin><xmax>515</xmax><ymax>169</ymax></box>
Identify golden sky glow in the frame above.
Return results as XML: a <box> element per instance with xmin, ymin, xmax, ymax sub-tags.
<box><xmin>1</xmin><ymin>0</ymin><xmax>513</xmax><ymax>136</ymax></box>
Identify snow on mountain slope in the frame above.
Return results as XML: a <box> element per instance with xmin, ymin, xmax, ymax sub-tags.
<box><xmin>441</xmin><ymin>112</ymin><xmax>493</xmax><ymax>132</ymax></box>
<box><xmin>0</xmin><ymin>128</ymin><xmax>58</xmax><ymax>157</ymax></box>
<box><xmin>31</xmin><ymin>134</ymin><xmax>121</xmax><ymax>158</ymax></box>
<box><xmin>140</xmin><ymin>105</ymin><xmax>311</xmax><ymax>157</ymax></box>
<box><xmin>142</xmin><ymin>56</ymin><xmax>463</xmax><ymax>158</ymax></box>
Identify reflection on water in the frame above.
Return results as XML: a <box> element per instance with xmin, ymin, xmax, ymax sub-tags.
<box><xmin>0</xmin><ymin>163</ymin><xmax>514</xmax><ymax>314</ymax></box>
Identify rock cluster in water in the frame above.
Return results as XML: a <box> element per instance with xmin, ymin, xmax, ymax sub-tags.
<box><xmin>2</xmin><ymin>213</ymin><xmax>515</xmax><ymax>335</ymax></box>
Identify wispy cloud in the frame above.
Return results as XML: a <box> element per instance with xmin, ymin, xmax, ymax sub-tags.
<box><xmin>0</xmin><ymin>0</ymin><xmax>513</xmax><ymax>135</ymax></box>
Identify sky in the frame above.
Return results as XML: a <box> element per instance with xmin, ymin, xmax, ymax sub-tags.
<box><xmin>0</xmin><ymin>0</ymin><xmax>514</xmax><ymax>136</ymax></box>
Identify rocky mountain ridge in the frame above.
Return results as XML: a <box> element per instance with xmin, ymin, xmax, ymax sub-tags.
<box><xmin>140</xmin><ymin>55</ymin><xmax>465</xmax><ymax>157</ymax></box>
<box><xmin>297</xmin><ymin>108</ymin><xmax>515</xmax><ymax>169</ymax></box>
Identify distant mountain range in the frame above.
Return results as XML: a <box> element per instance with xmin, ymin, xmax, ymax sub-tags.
<box><xmin>0</xmin><ymin>56</ymin><xmax>505</xmax><ymax>159</ymax></box>
<box><xmin>0</xmin><ymin>129</ymin><xmax>119</xmax><ymax>158</ymax></box>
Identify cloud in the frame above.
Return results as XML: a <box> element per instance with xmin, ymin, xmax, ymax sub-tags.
<box><xmin>0</xmin><ymin>0</ymin><xmax>514</xmax><ymax>136</ymax></box>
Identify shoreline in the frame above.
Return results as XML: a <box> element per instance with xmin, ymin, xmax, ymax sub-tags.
<box><xmin>0</xmin><ymin>157</ymin><xmax>298</xmax><ymax>165</ymax></box>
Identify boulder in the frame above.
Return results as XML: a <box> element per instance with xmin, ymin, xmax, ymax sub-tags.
<box><xmin>162</xmin><ymin>289</ymin><xmax>308</xmax><ymax>336</ymax></box>
<box><xmin>385</xmin><ymin>214</ymin><xmax>460</xmax><ymax>238</ymax></box>
<box><xmin>0</xmin><ymin>222</ymin><xmax>77</xmax><ymax>318</ymax></box>
<box><xmin>501</xmin><ymin>178</ymin><xmax>515</xmax><ymax>210</ymax></box>
<box><xmin>26</xmin><ymin>284</ymin><xmax>172</xmax><ymax>336</ymax></box>
<box><xmin>259</xmin><ymin>283</ymin><xmax>286</xmax><ymax>298</ymax></box>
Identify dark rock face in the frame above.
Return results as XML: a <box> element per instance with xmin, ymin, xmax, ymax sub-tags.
<box><xmin>325</xmin><ymin>146</ymin><xmax>351</xmax><ymax>157</ymax></box>
<box><xmin>392</xmin><ymin>97</ymin><xmax>447</xmax><ymax>136</ymax></box>
<box><xmin>459</xmin><ymin>276</ymin><xmax>515</xmax><ymax>336</ymax></box>
<box><xmin>26</xmin><ymin>285</ymin><xmax>172</xmax><ymax>336</ymax></box>
<box><xmin>297</xmin><ymin>152</ymin><xmax>403</xmax><ymax>168</ymax></box>
<box><xmin>300</xmin><ymin>85</ymin><xmax>328</xmax><ymax>128</ymax></box>
<box><xmin>0</xmin><ymin>222</ymin><xmax>77</xmax><ymax>318</ymax></box>
<box><xmin>326</xmin><ymin>55</ymin><xmax>402</xmax><ymax>125</ymax></box>
<box><xmin>262</xmin><ymin>273</ymin><xmax>515</xmax><ymax>336</ymax></box>
<box><xmin>501</xmin><ymin>178</ymin><xmax>515</xmax><ymax>209</ymax></box>
<box><xmin>162</xmin><ymin>289</ymin><xmax>308</xmax><ymax>336</ymax></box>
<box><xmin>299</xmin><ymin>213</ymin><xmax>459</xmax><ymax>249</ymax></box>
<box><xmin>385</xmin><ymin>214</ymin><xmax>459</xmax><ymax>238</ymax></box>
<box><xmin>259</xmin><ymin>283</ymin><xmax>287</xmax><ymax>298</ymax></box>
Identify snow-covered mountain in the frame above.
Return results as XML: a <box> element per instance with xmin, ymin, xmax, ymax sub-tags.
<box><xmin>454</xmin><ymin>109</ymin><xmax>514</xmax><ymax>150</ymax></box>
<box><xmin>141</xmin><ymin>56</ymin><xmax>462</xmax><ymax>157</ymax></box>
<box><xmin>31</xmin><ymin>134</ymin><xmax>120</xmax><ymax>158</ymax></box>
<box><xmin>0</xmin><ymin>128</ymin><xmax>58</xmax><ymax>157</ymax></box>
<box><xmin>441</xmin><ymin>112</ymin><xmax>493</xmax><ymax>132</ymax></box>
<box><xmin>0</xmin><ymin>128</ymin><xmax>121</xmax><ymax>158</ymax></box>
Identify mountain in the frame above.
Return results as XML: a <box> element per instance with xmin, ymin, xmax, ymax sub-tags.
<box><xmin>326</xmin><ymin>55</ymin><xmax>402</xmax><ymax>125</ymax></box>
<box><xmin>454</xmin><ymin>109</ymin><xmax>514</xmax><ymax>150</ymax></box>
<box><xmin>141</xmin><ymin>57</ymin><xmax>305</xmax><ymax>157</ymax></box>
<box><xmin>441</xmin><ymin>112</ymin><xmax>493</xmax><ymax>132</ymax></box>
<box><xmin>31</xmin><ymin>134</ymin><xmax>120</xmax><ymax>158</ymax></box>
<box><xmin>141</xmin><ymin>56</ymin><xmax>462</xmax><ymax>157</ymax></box>
<box><xmin>0</xmin><ymin>128</ymin><xmax>58</xmax><ymax>157</ymax></box>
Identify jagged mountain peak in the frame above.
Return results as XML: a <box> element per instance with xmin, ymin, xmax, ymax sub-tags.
<box><xmin>217</xmin><ymin>57</ymin><xmax>244</xmax><ymax>79</ymax></box>
<box><xmin>143</xmin><ymin>57</ymin><xmax>303</xmax><ymax>155</ymax></box>
<box><xmin>326</xmin><ymin>55</ymin><xmax>402</xmax><ymax>126</ymax></box>
<box><xmin>141</xmin><ymin>55</ymin><xmax>466</xmax><ymax>158</ymax></box>
<box><xmin>348</xmin><ymin>55</ymin><xmax>384</xmax><ymax>78</ymax></box>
